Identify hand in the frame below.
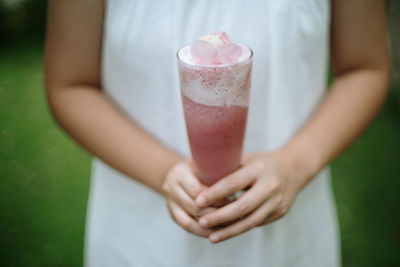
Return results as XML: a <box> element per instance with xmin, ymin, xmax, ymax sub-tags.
<box><xmin>195</xmin><ymin>151</ymin><xmax>308</xmax><ymax>243</ymax></box>
<box><xmin>162</xmin><ymin>160</ymin><xmax>217</xmax><ymax>237</ymax></box>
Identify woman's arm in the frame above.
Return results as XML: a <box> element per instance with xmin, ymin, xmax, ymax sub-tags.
<box><xmin>45</xmin><ymin>0</ymin><xmax>182</xmax><ymax>195</ymax></box>
<box><xmin>282</xmin><ymin>0</ymin><xmax>390</xmax><ymax>184</ymax></box>
<box><xmin>193</xmin><ymin>0</ymin><xmax>390</xmax><ymax>243</ymax></box>
<box><xmin>46</xmin><ymin>0</ymin><xmax>221</xmax><ymax>238</ymax></box>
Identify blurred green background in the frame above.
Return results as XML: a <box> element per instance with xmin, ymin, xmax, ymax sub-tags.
<box><xmin>0</xmin><ymin>1</ymin><xmax>399</xmax><ymax>266</ymax></box>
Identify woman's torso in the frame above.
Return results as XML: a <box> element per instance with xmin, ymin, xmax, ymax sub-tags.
<box><xmin>85</xmin><ymin>0</ymin><xmax>341</xmax><ymax>266</ymax></box>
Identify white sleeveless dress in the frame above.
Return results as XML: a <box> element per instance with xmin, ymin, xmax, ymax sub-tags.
<box><xmin>85</xmin><ymin>0</ymin><xmax>341</xmax><ymax>266</ymax></box>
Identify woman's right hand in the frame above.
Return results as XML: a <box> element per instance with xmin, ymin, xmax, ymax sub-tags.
<box><xmin>163</xmin><ymin>160</ymin><xmax>216</xmax><ymax>237</ymax></box>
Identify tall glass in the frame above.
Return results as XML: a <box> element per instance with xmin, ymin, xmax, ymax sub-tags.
<box><xmin>177</xmin><ymin>45</ymin><xmax>253</xmax><ymax>186</ymax></box>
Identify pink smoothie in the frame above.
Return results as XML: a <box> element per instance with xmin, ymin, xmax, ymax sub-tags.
<box><xmin>182</xmin><ymin>95</ymin><xmax>248</xmax><ymax>186</ymax></box>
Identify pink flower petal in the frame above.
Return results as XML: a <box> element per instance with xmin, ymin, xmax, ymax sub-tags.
<box><xmin>213</xmin><ymin>31</ymin><xmax>231</xmax><ymax>44</ymax></box>
<box><xmin>227</xmin><ymin>43</ymin><xmax>242</xmax><ymax>59</ymax></box>
<box><xmin>216</xmin><ymin>45</ymin><xmax>230</xmax><ymax>63</ymax></box>
<box><xmin>216</xmin><ymin>43</ymin><xmax>242</xmax><ymax>64</ymax></box>
<box><xmin>190</xmin><ymin>40</ymin><xmax>216</xmax><ymax>65</ymax></box>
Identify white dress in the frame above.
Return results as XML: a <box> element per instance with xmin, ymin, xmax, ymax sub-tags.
<box><xmin>85</xmin><ymin>0</ymin><xmax>341</xmax><ymax>266</ymax></box>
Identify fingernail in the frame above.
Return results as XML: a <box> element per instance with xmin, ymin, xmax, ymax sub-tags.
<box><xmin>210</xmin><ymin>234</ymin><xmax>219</xmax><ymax>242</ymax></box>
<box><xmin>199</xmin><ymin>218</ymin><xmax>208</xmax><ymax>227</ymax></box>
<box><xmin>196</xmin><ymin>196</ymin><xmax>206</xmax><ymax>206</ymax></box>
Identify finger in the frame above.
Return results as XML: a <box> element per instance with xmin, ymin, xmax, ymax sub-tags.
<box><xmin>170</xmin><ymin>183</ymin><xmax>216</xmax><ymax>217</ymax></box>
<box><xmin>207</xmin><ymin>200</ymin><xmax>275</xmax><ymax>243</ymax></box>
<box><xmin>195</xmin><ymin>163</ymin><xmax>260</xmax><ymax>207</ymax></box>
<box><xmin>198</xmin><ymin>180</ymin><xmax>270</xmax><ymax>228</ymax></box>
<box><xmin>167</xmin><ymin>199</ymin><xmax>212</xmax><ymax>237</ymax></box>
<box><xmin>177</xmin><ymin>165</ymin><xmax>205</xmax><ymax>199</ymax></box>
<box><xmin>212</xmin><ymin>197</ymin><xmax>231</xmax><ymax>208</ymax></box>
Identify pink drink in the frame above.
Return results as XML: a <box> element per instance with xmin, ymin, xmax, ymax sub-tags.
<box><xmin>177</xmin><ymin>42</ymin><xmax>253</xmax><ymax>186</ymax></box>
<box><xmin>182</xmin><ymin>95</ymin><xmax>248</xmax><ymax>185</ymax></box>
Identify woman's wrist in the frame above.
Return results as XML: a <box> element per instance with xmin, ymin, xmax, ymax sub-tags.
<box><xmin>276</xmin><ymin>140</ymin><xmax>324</xmax><ymax>190</ymax></box>
<box><xmin>157</xmin><ymin>154</ymin><xmax>185</xmax><ymax>195</ymax></box>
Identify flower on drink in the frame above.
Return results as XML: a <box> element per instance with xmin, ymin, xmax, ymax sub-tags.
<box><xmin>190</xmin><ymin>31</ymin><xmax>243</xmax><ymax>65</ymax></box>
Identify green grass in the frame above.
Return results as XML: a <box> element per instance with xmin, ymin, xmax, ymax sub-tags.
<box><xmin>0</xmin><ymin>42</ymin><xmax>399</xmax><ymax>266</ymax></box>
<box><xmin>0</xmin><ymin>42</ymin><xmax>91</xmax><ymax>267</ymax></box>
<box><xmin>331</xmin><ymin>85</ymin><xmax>400</xmax><ymax>266</ymax></box>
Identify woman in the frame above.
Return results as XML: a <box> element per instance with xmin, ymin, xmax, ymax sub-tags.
<box><xmin>45</xmin><ymin>0</ymin><xmax>389</xmax><ymax>266</ymax></box>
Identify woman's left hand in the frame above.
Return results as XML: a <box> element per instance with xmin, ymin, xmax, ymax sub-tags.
<box><xmin>195</xmin><ymin>150</ymin><xmax>310</xmax><ymax>243</ymax></box>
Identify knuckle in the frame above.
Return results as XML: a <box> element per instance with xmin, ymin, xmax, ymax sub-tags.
<box><xmin>190</xmin><ymin>204</ymin><xmax>202</xmax><ymax>217</ymax></box>
<box><xmin>180</xmin><ymin>217</ymin><xmax>192</xmax><ymax>231</ymax></box>
<box><xmin>269</xmin><ymin>178</ymin><xmax>281</xmax><ymax>193</ymax></box>
<box><xmin>275</xmin><ymin>194</ymin><xmax>284</xmax><ymax>206</ymax></box>
<box><xmin>224</xmin><ymin>178</ymin><xmax>239</xmax><ymax>192</ymax></box>
<box><xmin>237</xmin><ymin>200</ymin><xmax>250</xmax><ymax>214</ymax></box>
<box><xmin>192</xmin><ymin>186</ymin><xmax>202</xmax><ymax>198</ymax></box>
<box><xmin>162</xmin><ymin>183</ymin><xmax>170</xmax><ymax>194</ymax></box>
<box><xmin>173</xmin><ymin>162</ymin><xmax>186</xmax><ymax>175</ymax></box>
